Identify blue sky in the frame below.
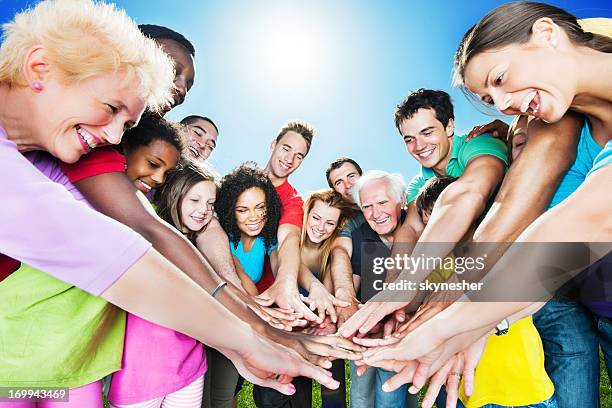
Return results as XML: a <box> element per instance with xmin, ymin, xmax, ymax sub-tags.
<box><xmin>2</xmin><ymin>0</ymin><xmax>611</xmax><ymax>194</ymax></box>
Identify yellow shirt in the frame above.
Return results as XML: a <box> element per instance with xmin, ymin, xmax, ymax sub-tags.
<box><xmin>459</xmin><ymin>317</ymin><xmax>554</xmax><ymax>408</ymax></box>
<box><xmin>425</xmin><ymin>263</ymin><xmax>553</xmax><ymax>407</ymax></box>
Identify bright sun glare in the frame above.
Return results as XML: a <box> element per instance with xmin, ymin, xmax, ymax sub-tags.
<box><xmin>254</xmin><ymin>17</ymin><xmax>324</xmax><ymax>86</ymax></box>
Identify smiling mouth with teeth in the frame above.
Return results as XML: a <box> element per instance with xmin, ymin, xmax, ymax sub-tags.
<box><xmin>135</xmin><ymin>178</ymin><xmax>153</xmax><ymax>193</ymax></box>
<box><xmin>520</xmin><ymin>90</ymin><xmax>540</xmax><ymax>115</ymax></box>
<box><xmin>77</xmin><ymin>126</ymin><xmax>98</xmax><ymax>151</ymax></box>
<box><xmin>188</xmin><ymin>146</ymin><xmax>200</xmax><ymax>158</ymax></box>
<box><xmin>417</xmin><ymin>148</ymin><xmax>435</xmax><ymax>159</ymax></box>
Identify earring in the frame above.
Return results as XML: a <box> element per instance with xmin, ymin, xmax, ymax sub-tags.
<box><xmin>33</xmin><ymin>82</ymin><xmax>42</xmax><ymax>91</ymax></box>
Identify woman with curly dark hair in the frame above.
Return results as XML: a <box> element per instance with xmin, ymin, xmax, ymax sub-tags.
<box><xmin>215</xmin><ymin>162</ymin><xmax>282</xmax><ymax>295</ymax></box>
<box><xmin>205</xmin><ymin>162</ymin><xmax>283</xmax><ymax>408</ymax></box>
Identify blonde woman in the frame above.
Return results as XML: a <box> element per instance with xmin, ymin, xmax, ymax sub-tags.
<box><xmin>297</xmin><ymin>189</ymin><xmax>354</xmax><ymax>408</ymax></box>
<box><xmin>0</xmin><ymin>1</ymin><xmax>339</xmax><ymax>404</ymax></box>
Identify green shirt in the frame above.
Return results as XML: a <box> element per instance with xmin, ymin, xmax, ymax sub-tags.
<box><xmin>0</xmin><ymin>264</ymin><xmax>126</xmax><ymax>388</ymax></box>
<box><xmin>406</xmin><ymin>133</ymin><xmax>508</xmax><ymax>203</ymax></box>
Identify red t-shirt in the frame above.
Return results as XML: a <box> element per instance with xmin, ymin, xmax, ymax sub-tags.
<box><xmin>60</xmin><ymin>146</ymin><xmax>126</xmax><ymax>183</ymax></box>
<box><xmin>275</xmin><ymin>180</ymin><xmax>304</xmax><ymax>230</ymax></box>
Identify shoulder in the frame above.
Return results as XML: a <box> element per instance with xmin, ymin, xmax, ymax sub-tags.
<box><xmin>406</xmin><ymin>174</ymin><xmax>428</xmax><ymax>204</ymax></box>
<box><xmin>276</xmin><ymin>180</ymin><xmax>302</xmax><ymax>201</ymax></box>
<box><xmin>459</xmin><ymin>133</ymin><xmax>508</xmax><ymax>167</ymax></box>
<box><xmin>60</xmin><ymin>147</ymin><xmax>126</xmax><ymax>184</ymax></box>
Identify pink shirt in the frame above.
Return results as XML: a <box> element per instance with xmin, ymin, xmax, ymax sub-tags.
<box><xmin>107</xmin><ymin>314</ymin><xmax>207</xmax><ymax>404</ymax></box>
<box><xmin>62</xmin><ymin>148</ymin><xmax>207</xmax><ymax>404</ymax></box>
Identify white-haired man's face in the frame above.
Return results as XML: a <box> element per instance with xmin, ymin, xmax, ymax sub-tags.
<box><xmin>359</xmin><ymin>179</ymin><xmax>402</xmax><ymax>238</ymax></box>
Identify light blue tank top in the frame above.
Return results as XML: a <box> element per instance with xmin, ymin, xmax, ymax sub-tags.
<box><xmin>230</xmin><ymin>236</ymin><xmax>276</xmax><ymax>284</ymax></box>
<box><xmin>548</xmin><ymin>122</ymin><xmax>603</xmax><ymax>208</ymax></box>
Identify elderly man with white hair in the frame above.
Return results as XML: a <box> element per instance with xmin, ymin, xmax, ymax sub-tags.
<box><xmin>347</xmin><ymin>170</ymin><xmax>416</xmax><ymax>408</ymax></box>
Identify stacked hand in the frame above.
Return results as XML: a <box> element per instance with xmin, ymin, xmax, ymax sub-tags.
<box><xmin>257</xmin><ymin>279</ymin><xmax>322</xmax><ymax>324</ymax></box>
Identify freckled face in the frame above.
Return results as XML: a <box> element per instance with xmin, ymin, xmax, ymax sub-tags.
<box><xmin>235</xmin><ymin>187</ymin><xmax>267</xmax><ymax>237</ymax></box>
<box><xmin>180</xmin><ymin>181</ymin><xmax>216</xmax><ymax>233</ymax></box>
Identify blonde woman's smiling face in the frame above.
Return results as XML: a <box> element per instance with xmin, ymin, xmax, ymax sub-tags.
<box><xmin>306</xmin><ymin>200</ymin><xmax>341</xmax><ymax>244</ymax></box>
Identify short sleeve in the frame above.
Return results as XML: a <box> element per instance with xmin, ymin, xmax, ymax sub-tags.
<box><xmin>339</xmin><ymin>212</ymin><xmax>365</xmax><ymax>239</ymax></box>
<box><xmin>406</xmin><ymin>174</ymin><xmax>427</xmax><ymax>204</ymax></box>
<box><xmin>586</xmin><ymin>140</ymin><xmax>612</xmax><ymax>178</ymax></box>
<box><xmin>459</xmin><ymin>134</ymin><xmax>508</xmax><ymax>169</ymax></box>
<box><xmin>0</xmin><ymin>136</ymin><xmax>150</xmax><ymax>295</ymax></box>
<box><xmin>60</xmin><ymin>147</ymin><xmax>126</xmax><ymax>183</ymax></box>
<box><xmin>277</xmin><ymin>183</ymin><xmax>304</xmax><ymax>230</ymax></box>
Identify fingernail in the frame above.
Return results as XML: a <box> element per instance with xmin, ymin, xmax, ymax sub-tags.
<box><xmin>288</xmin><ymin>385</ymin><xmax>296</xmax><ymax>394</ymax></box>
<box><xmin>408</xmin><ymin>385</ymin><xmax>419</xmax><ymax>394</ymax></box>
<box><xmin>381</xmin><ymin>383</ymin><xmax>390</xmax><ymax>392</ymax></box>
<box><xmin>422</xmin><ymin>398</ymin><xmax>432</xmax><ymax>408</ymax></box>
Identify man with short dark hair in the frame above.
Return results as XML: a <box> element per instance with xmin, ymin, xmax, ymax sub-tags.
<box><xmin>256</xmin><ymin>120</ymin><xmax>318</xmax><ymax>318</ymax></box>
<box><xmin>181</xmin><ymin>115</ymin><xmax>219</xmax><ymax>161</ymax></box>
<box><xmin>341</xmin><ymin>88</ymin><xmax>507</xmax><ymax>336</ymax></box>
<box><xmin>253</xmin><ymin>120</ymin><xmax>320</xmax><ymax>408</ymax></box>
<box><xmin>325</xmin><ymin>157</ymin><xmax>365</xmax><ymax>328</ymax></box>
<box><xmin>138</xmin><ymin>24</ymin><xmax>195</xmax><ymax>114</ymax></box>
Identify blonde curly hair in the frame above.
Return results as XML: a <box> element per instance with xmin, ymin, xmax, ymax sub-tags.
<box><xmin>0</xmin><ymin>0</ymin><xmax>175</xmax><ymax>112</ymax></box>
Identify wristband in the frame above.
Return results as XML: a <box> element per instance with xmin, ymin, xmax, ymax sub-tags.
<box><xmin>211</xmin><ymin>281</ymin><xmax>227</xmax><ymax>299</ymax></box>
<box><xmin>495</xmin><ymin>318</ymin><xmax>510</xmax><ymax>336</ymax></box>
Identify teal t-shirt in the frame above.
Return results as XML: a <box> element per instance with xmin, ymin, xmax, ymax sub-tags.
<box><xmin>406</xmin><ymin>133</ymin><xmax>508</xmax><ymax>203</ymax></box>
<box><xmin>549</xmin><ymin>122</ymin><xmax>603</xmax><ymax>208</ymax></box>
<box><xmin>230</xmin><ymin>237</ymin><xmax>277</xmax><ymax>284</ymax></box>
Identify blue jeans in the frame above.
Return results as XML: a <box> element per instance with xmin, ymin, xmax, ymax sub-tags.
<box><xmin>348</xmin><ymin>362</ymin><xmax>416</xmax><ymax>408</ymax></box>
<box><xmin>437</xmin><ymin>388</ymin><xmax>557</xmax><ymax>408</ymax></box>
<box><xmin>596</xmin><ymin>315</ymin><xmax>612</xmax><ymax>385</ymax></box>
<box><xmin>533</xmin><ymin>300</ymin><xmax>600</xmax><ymax>408</ymax></box>
<box><xmin>456</xmin><ymin>396</ymin><xmax>557</xmax><ymax>408</ymax></box>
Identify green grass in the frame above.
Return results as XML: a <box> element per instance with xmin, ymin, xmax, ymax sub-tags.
<box><xmin>234</xmin><ymin>354</ymin><xmax>612</xmax><ymax>407</ymax></box>
<box><xmin>102</xmin><ymin>352</ymin><xmax>612</xmax><ymax>407</ymax></box>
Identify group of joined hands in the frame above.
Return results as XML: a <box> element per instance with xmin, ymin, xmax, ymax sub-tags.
<box><xmin>235</xmin><ymin>277</ymin><xmax>486</xmax><ymax>408</ymax></box>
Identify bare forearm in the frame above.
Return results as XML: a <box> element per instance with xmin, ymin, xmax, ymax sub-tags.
<box><xmin>102</xmin><ymin>248</ymin><xmax>255</xmax><ymax>352</ymax></box>
<box><xmin>398</xmin><ymin>189</ymin><xmax>486</xmax><ymax>292</ymax></box>
<box><xmin>330</xmin><ymin>246</ymin><xmax>357</xmax><ymax>300</ymax></box>
<box><xmin>276</xmin><ymin>229</ymin><xmax>301</xmax><ymax>284</ymax></box>
<box><xmin>196</xmin><ymin>218</ymin><xmax>244</xmax><ymax>289</ymax></box>
<box><xmin>298</xmin><ymin>263</ymin><xmax>318</xmax><ymax>291</ymax></box>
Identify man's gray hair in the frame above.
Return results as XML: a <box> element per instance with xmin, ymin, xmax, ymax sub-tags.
<box><xmin>351</xmin><ymin>170</ymin><xmax>406</xmax><ymax>209</ymax></box>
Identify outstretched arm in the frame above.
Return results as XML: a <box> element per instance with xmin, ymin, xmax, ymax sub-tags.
<box><xmin>196</xmin><ymin>217</ymin><xmax>244</xmax><ymax>289</ymax></box>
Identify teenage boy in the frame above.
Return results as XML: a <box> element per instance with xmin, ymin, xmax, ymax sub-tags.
<box><xmin>181</xmin><ymin>115</ymin><xmax>219</xmax><ymax>161</ymax></box>
<box><xmin>340</xmin><ymin>88</ymin><xmax>507</xmax><ymax>336</ymax></box>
